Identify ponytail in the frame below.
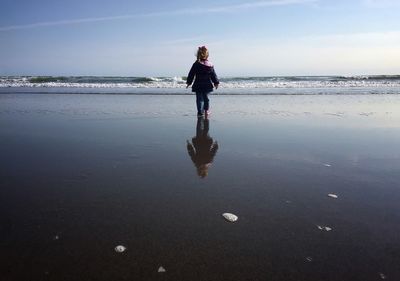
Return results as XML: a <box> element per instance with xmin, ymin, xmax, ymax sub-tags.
<box><xmin>196</xmin><ymin>45</ymin><xmax>209</xmax><ymax>62</ymax></box>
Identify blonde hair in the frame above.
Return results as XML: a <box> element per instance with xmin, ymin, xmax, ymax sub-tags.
<box><xmin>197</xmin><ymin>164</ymin><xmax>209</xmax><ymax>178</ymax></box>
<box><xmin>197</xmin><ymin>46</ymin><xmax>209</xmax><ymax>62</ymax></box>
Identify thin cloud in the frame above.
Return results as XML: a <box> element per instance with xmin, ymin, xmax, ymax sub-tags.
<box><xmin>161</xmin><ymin>37</ymin><xmax>206</xmax><ymax>45</ymax></box>
<box><xmin>0</xmin><ymin>0</ymin><xmax>317</xmax><ymax>32</ymax></box>
<box><xmin>363</xmin><ymin>0</ymin><xmax>400</xmax><ymax>8</ymax></box>
<box><xmin>0</xmin><ymin>15</ymin><xmax>140</xmax><ymax>31</ymax></box>
<box><xmin>200</xmin><ymin>0</ymin><xmax>317</xmax><ymax>12</ymax></box>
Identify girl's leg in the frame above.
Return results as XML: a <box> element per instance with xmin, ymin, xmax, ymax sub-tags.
<box><xmin>203</xmin><ymin>92</ymin><xmax>210</xmax><ymax>111</ymax></box>
<box><xmin>196</xmin><ymin>92</ymin><xmax>204</xmax><ymax>114</ymax></box>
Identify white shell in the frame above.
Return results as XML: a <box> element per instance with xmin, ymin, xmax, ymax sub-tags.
<box><xmin>323</xmin><ymin>163</ymin><xmax>332</xmax><ymax>167</ymax></box>
<box><xmin>222</xmin><ymin>213</ymin><xmax>238</xmax><ymax>222</ymax></box>
<box><xmin>328</xmin><ymin>193</ymin><xmax>338</xmax><ymax>199</ymax></box>
<box><xmin>114</xmin><ymin>245</ymin><xmax>126</xmax><ymax>253</ymax></box>
<box><xmin>317</xmin><ymin>225</ymin><xmax>332</xmax><ymax>231</ymax></box>
<box><xmin>158</xmin><ymin>266</ymin><xmax>166</xmax><ymax>273</ymax></box>
<box><xmin>379</xmin><ymin>273</ymin><xmax>386</xmax><ymax>279</ymax></box>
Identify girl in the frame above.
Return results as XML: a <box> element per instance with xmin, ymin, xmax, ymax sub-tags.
<box><xmin>186</xmin><ymin>46</ymin><xmax>219</xmax><ymax>117</ymax></box>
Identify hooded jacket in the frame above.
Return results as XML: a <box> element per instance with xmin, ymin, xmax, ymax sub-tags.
<box><xmin>187</xmin><ymin>60</ymin><xmax>219</xmax><ymax>93</ymax></box>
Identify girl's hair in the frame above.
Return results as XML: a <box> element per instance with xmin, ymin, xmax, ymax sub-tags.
<box><xmin>197</xmin><ymin>46</ymin><xmax>209</xmax><ymax>62</ymax></box>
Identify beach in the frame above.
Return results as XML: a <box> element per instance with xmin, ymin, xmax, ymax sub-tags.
<box><xmin>1</xmin><ymin>92</ymin><xmax>400</xmax><ymax>281</ymax></box>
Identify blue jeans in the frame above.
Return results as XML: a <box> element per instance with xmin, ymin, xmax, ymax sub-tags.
<box><xmin>196</xmin><ymin>92</ymin><xmax>210</xmax><ymax>114</ymax></box>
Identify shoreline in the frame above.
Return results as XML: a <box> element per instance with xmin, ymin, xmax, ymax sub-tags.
<box><xmin>1</xmin><ymin>93</ymin><xmax>399</xmax><ymax>123</ymax></box>
<box><xmin>2</xmin><ymin>84</ymin><xmax>400</xmax><ymax>96</ymax></box>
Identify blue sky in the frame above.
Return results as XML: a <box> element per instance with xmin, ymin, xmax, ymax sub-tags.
<box><xmin>0</xmin><ymin>0</ymin><xmax>399</xmax><ymax>76</ymax></box>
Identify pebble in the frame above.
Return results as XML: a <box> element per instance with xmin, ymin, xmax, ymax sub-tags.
<box><xmin>158</xmin><ymin>266</ymin><xmax>166</xmax><ymax>273</ymax></box>
<box><xmin>323</xmin><ymin>163</ymin><xmax>332</xmax><ymax>167</ymax></box>
<box><xmin>114</xmin><ymin>245</ymin><xmax>126</xmax><ymax>253</ymax></box>
<box><xmin>328</xmin><ymin>194</ymin><xmax>338</xmax><ymax>199</ymax></box>
<box><xmin>306</xmin><ymin>257</ymin><xmax>313</xmax><ymax>262</ymax></box>
<box><xmin>222</xmin><ymin>213</ymin><xmax>238</xmax><ymax>222</ymax></box>
<box><xmin>379</xmin><ymin>273</ymin><xmax>386</xmax><ymax>279</ymax></box>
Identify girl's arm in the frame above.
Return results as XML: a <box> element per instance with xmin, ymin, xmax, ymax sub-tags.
<box><xmin>210</xmin><ymin>67</ymin><xmax>219</xmax><ymax>88</ymax></box>
<box><xmin>187</xmin><ymin>140</ymin><xmax>196</xmax><ymax>162</ymax></box>
<box><xmin>210</xmin><ymin>141</ymin><xmax>219</xmax><ymax>157</ymax></box>
<box><xmin>186</xmin><ymin>63</ymin><xmax>196</xmax><ymax>87</ymax></box>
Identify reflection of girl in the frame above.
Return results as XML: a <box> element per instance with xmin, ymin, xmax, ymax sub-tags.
<box><xmin>186</xmin><ymin>46</ymin><xmax>219</xmax><ymax>117</ymax></box>
<box><xmin>186</xmin><ymin>117</ymin><xmax>219</xmax><ymax>178</ymax></box>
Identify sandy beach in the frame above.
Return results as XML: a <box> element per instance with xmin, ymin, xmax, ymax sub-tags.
<box><xmin>1</xmin><ymin>93</ymin><xmax>400</xmax><ymax>281</ymax></box>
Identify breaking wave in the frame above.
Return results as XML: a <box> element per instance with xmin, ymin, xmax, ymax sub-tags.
<box><xmin>1</xmin><ymin>75</ymin><xmax>400</xmax><ymax>95</ymax></box>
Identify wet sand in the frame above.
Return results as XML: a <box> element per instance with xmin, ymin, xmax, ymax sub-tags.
<box><xmin>1</xmin><ymin>93</ymin><xmax>400</xmax><ymax>281</ymax></box>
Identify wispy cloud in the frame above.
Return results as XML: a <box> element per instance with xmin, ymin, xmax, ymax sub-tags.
<box><xmin>161</xmin><ymin>37</ymin><xmax>206</xmax><ymax>45</ymax></box>
<box><xmin>299</xmin><ymin>30</ymin><xmax>400</xmax><ymax>47</ymax></box>
<box><xmin>0</xmin><ymin>0</ymin><xmax>316</xmax><ymax>32</ymax></box>
<box><xmin>0</xmin><ymin>15</ymin><xmax>138</xmax><ymax>32</ymax></box>
<box><xmin>177</xmin><ymin>0</ymin><xmax>317</xmax><ymax>13</ymax></box>
<box><xmin>362</xmin><ymin>0</ymin><xmax>400</xmax><ymax>8</ymax></box>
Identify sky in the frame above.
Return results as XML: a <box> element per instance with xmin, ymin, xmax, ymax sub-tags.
<box><xmin>0</xmin><ymin>0</ymin><xmax>399</xmax><ymax>76</ymax></box>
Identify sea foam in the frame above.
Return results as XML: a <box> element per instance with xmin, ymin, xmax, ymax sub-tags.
<box><xmin>1</xmin><ymin>76</ymin><xmax>400</xmax><ymax>95</ymax></box>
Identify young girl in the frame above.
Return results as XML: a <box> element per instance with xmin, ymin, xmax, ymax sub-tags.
<box><xmin>186</xmin><ymin>46</ymin><xmax>219</xmax><ymax>117</ymax></box>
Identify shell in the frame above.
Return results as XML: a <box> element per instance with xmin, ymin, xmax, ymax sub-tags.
<box><xmin>222</xmin><ymin>213</ymin><xmax>238</xmax><ymax>222</ymax></box>
<box><xmin>158</xmin><ymin>266</ymin><xmax>166</xmax><ymax>273</ymax></box>
<box><xmin>114</xmin><ymin>245</ymin><xmax>126</xmax><ymax>253</ymax></box>
<box><xmin>328</xmin><ymin>194</ymin><xmax>338</xmax><ymax>199</ymax></box>
<box><xmin>317</xmin><ymin>225</ymin><xmax>332</xmax><ymax>231</ymax></box>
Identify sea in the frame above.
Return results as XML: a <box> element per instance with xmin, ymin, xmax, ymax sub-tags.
<box><xmin>1</xmin><ymin>75</ymin><xmax>400</xmax><ymax>95</ymax></box>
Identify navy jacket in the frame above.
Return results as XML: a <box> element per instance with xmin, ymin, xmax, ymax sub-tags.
<box><xmin>187</xmin><ymin>61</ymin><xmax>219</xmax><ymax>93</ymax></box>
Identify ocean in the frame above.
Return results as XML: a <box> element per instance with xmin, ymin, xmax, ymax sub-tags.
<box><xmin>1</xmin><ymin>75</ymin><xmax>400</xmax><ymax>95</ymax></box>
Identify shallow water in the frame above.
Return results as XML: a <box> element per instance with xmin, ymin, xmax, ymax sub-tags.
<box><xmin>1</xmin><ymin>94</ymin><xmax>400</xmax><ymax>280</ymax></box>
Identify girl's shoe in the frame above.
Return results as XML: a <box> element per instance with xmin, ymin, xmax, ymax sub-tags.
<box><xmin>197</xmin><ymin>112</ymin><xmax>204</xmax><ymax>117</ymax></box>
<box><xmin>205</xmin><ymin>110</ymin><xmax>211</xmax><ymax>116</ymax></box>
